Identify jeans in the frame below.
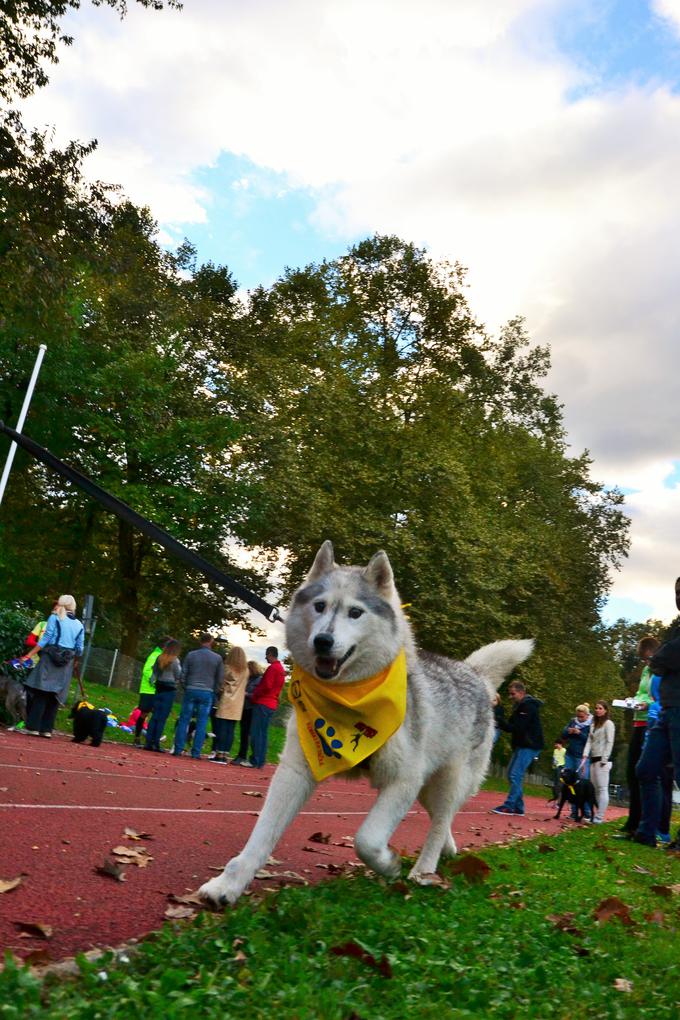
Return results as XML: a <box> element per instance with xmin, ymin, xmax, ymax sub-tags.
<box><xmin>590</xmin><ymin>760</ymin><xmax>612</xmax><ymax>821</ymax></box>
<box><xmin>174</xmin><ymin>688</ymin><xmax>213</xmax><ymax>758</ymax></box>
<box><xmin>503</xmin><ymin>747</ymin><xmax>536</xmax><ymax>813</ymax></box>
<box><xmin>565</xmin><ymin>752</ymin><xmax>591</xmax><ymax>819</ymax></box>
<box><xmin>145</xmin><ymin>689</ymin><xmax>176</xmax><ymax>749</ymax></box>
<box><xmin>636</xmin><ymin>707</ymin><xmax>680</xmax><ymax>842</ymax></box>
<box><xmin>250</xmin><ymin>704</ymin><xmax>274</xmax><ymax>768</ymax></box>
<box><xmin>213</xmin><ymin>718</ymin><xmax>237</xmax><ymax>754</ymax></box>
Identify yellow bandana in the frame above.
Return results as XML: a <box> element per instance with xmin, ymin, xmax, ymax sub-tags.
<box><xmin>289</xmin><ymin>649</ymin><xmax>407</xmax><ymax>781</ymax></box>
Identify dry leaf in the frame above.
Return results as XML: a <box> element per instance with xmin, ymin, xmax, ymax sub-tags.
<box><xmin>329</xmin><ymin>941</ymin><xmax>392</xmax><ymax>978</ymax></box>
<box><xmin>164</xmin><ymin>905</ymin><xmax>195</xmax><ymax>920</ymax></box>
<box><xmin>593</xmin><ymin>896</ymin><xmax>635</xmax><ymax>926</ymax></box>
<box><xmin>644</xmin><ymin>909</ymin><xmax>666</xmax><ymax>926</ymax></box>
<box><xmin>242</xmin><ymin>790</ymin><xmax>263</xmax><ymax>798</ymax></box>
<box><xmin>448</xmin><ymin>854</ymin><xmax>491</xmax><ymax>884</ymax></box>
<box><xmin>14</xmin><ymin>921</ymin><xmax>53</xmax><ymax>940</ymax></box>
<box><xmin>308</xmin><ymin>831</ymin><xmax>331</xmax><ymax>844</ymax></box>
<box><xmin>547</xmin><ymin>912</ymin><xmax>583</xmax><ymax>937</ymax></box>
<box><xmin>124</xmin><ymin>828</ymin><xmax>153</xmax><ymax>841</ymax></box>
<box><xmin>95</xmin><ymin>859</ymin><xmax>126</xmax><ymax>882</ymax></box>
<box><xmin>111</xmin><ymin>846</ymin><xmax>153</xmax><ymax>868</ymax></box>
<box><xmin>168</xmin><ymin>891</ymin><xmax>205</xmax><ymax>907</ymax></box>
<box><xmin>0</xmin><ymin>877</ymin><xmax>22</xmax><ymax>894</ymax></box>
<box><xmin>537</xmin><ymin>844</ymin><xmax>557</xmax><ymax>854</ymax></box>
<box><xmin>613</xmin><ymin>978</ymin><xmax>633</xmax><ymax>993</ymax></box>
<box><xmin>414</xmin><ymin>873</ymin><xmax>451</xmax><ymax>889</ymax></box>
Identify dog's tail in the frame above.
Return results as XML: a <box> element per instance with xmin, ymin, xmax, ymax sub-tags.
<box><xmin>465</xmin><ymin>639</ymin><xmax>534</xmax><ymax>691</ymax></box>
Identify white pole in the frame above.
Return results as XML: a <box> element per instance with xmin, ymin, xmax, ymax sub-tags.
<box><xmin>108</xmin><ymin>648</ymin><xmax>119</xmax><ymax>688</ymax></box>
<box><xmin>0</xmin><ymin>343</ymin><xmax>47</xmax><ymax>506</ymax></box>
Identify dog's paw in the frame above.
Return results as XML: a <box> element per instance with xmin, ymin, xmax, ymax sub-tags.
<box><xmin>408</xmin><ymin>869</ymin><xmax>447</xmax><ymax>886</ymax></box>
<box><xmin>198</xmin><ymin>862</ymin><xmax>249</xmax><ymax>907</ymax></box>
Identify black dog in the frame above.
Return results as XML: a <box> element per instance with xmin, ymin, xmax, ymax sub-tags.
<box><xmin>70</xmin><ymin>700</ymin><xmax>108</xmax><ymax>747</ymax></box>
<box><xmin>554</xmin><ymin>767</ymin><xmax>598</xmax><ymax>821</ymax></box>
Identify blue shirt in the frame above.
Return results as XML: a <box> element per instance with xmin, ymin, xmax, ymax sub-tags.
<box><xmin>648</xmin><ymin>674</ymin><xmax>662</xmax><ymax>726</ymax></box>
<box><xmin>39</xmin><ymin>613</ymin><xmax>85</xmax><ymax>655</ymax></box>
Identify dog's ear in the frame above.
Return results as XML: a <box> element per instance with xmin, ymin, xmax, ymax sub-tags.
<box><xmin>306</xmin><ymin>540</ymin><xmax>336</xmax><ymax>581</ymax></box>
<box><xmin>363</xmin><ymin>550</ymin><xmax>394</xmax><ymax>598</ymax></box>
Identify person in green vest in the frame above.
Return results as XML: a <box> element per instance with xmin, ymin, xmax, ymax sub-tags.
<box><xmin>134</xmin><ymin>636</ymin><xmax>173</xmax><ymax>747</ymax></box>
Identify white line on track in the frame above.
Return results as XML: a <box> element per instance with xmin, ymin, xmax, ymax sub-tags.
<box><xmin>0</xmin><ymin>802</ymin><xmax>408</xmax><ymax>816</ymax></box>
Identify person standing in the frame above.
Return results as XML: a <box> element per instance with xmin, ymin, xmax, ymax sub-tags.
<box><xmin>21</xmin><ymin>595</ymin><xmax>84</xmax><ymax>737</ymax></box>
<box><xmin>232</xmin><ymin>660</ymin><xmax>264</xmax><ymax>766</ymax></box>
<box><xmin>561</xmin><ymin>704</ymin><xmax>593</xmax><ymax>820</ymax></box>
<box><xmin>634</xmin><ymin>577</ymin><xmax>680</xmax><ymax>848</ymax></box>
<box><xmin>212</xmin><ymin>646</ymin><xmax>249</xmax><ymax>763</ymax></box>
<box><xmin>245</xmin><ymin>646</ymin><xmax>286</xmax><ymax>769</ymax></box>
<box><xmin>135</xmin><ymin>636</ymin><xmax>172</xmax><ymax>747</ymax></box>
<box><xmin>173</xmin><ymin>633</ymin><xmax>224</xmax><ymax>760</ymax></box>
<box><xmin>491</xmin><ymin>681</ymin><xmax>544</xmax><ymax>816</ymax></box>
<box><xmin>619</xmin><ymin>636</ymin><xmax>658</xmax><ymax>836</ymax></box>
<box><xmin>144</xmin><ymin>640</ymin><xmax>182</xmax><ymax>752</ymax></box>
<box><xmin>582</xmin><ymin>701</ymin><xmax>615</xmax><ymax>823</ymax></box>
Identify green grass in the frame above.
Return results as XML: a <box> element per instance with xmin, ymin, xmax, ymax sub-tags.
<box><xmin>1</xmin><ymin>824</ymin><xmax>678</xmax><ymax>1018</ymax></box>
<box><xmin>45</xmin><ymin>679</ymin><xmax>286</xmax><ymax>762</ymax></box>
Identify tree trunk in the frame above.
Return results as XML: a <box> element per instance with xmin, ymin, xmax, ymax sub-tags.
<box><xmin>118</xmin><ymin>517</ymin><xmax>142</xmax><ymax>658</ymax></box>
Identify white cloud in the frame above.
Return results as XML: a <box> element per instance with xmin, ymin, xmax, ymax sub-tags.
<box><xmin>20</xmin><ymin>0</ymin><xmax>680</xmax><ymax>622</ymax></box>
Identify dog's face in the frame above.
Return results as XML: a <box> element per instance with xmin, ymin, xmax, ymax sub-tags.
<box><xmin>560</xmin><ymin>768</ymin><xmax>579</xmax><ymax>787</ymax></box>
<box><xmin>286</xmin><ymin>540</ymin><xmax>402</xmax><ymax>683</ymax></box>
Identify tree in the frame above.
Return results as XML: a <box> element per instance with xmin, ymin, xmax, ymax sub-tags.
<box><xmin>0</xmin><ymin>0</ymin><xmax>181</xmax><ymax>102</ymax></box>
<box><xmin>226</xmin><ymin>236</ymin><xmax>630</xmax><ymax>742</ymax></box>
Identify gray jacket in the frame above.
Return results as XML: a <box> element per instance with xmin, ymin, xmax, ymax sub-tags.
<box><xmin>181</xmin><ymin>646</ymin><xmax>224</xmax><ymax>695</ymax></box>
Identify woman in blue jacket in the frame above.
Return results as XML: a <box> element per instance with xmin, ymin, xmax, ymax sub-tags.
<box><xmin>21</xmin><ymin>594</ymin><xmax>84</xmax><ymax>737</ymax></box>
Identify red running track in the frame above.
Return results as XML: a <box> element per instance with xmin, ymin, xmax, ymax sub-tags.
<box><xmin>0</xmin><ymin>727</ymin><xmax>625</xmax><ymax>963</ymax></box>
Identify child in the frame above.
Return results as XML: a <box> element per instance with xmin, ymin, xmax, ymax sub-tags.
<box><xmin>551</xmin><ymin>740</ymin><xmax>566</xmax><ymax>801</ymax></box>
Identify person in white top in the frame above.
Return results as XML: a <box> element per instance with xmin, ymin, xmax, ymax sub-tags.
<box><xmin>581</xmin><ymin>701</ymin><xmax>616</xmax><ymax>823</ymax></box>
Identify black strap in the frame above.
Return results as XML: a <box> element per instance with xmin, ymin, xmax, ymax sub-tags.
<box><xmin>0</xmin><ymin>421</ymin><xmax>282</xmax><ymax>623</ymax></box>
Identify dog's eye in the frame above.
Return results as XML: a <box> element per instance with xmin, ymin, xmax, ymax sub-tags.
<box><xmin>313</xmin><ymin>601</ymin><xmax>326</xmax><ymax>614</ymax></box>
<box><xmin>348</xmin><ymin>607</ymin><xmax>364</xmax><ymax>619</ymax></box>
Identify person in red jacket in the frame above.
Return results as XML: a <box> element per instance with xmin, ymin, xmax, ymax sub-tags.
<box><xmin>243</xmin><ymin>646</ymin><xmax>286</xmax><ymax>768</ymax></box>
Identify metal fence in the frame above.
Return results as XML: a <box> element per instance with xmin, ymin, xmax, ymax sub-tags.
<box><xmin>82</xmin><ymin>646</ymin><xmax>143</xmax><ymax>691</ymax></box>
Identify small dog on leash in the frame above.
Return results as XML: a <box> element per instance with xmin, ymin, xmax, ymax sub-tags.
<box><xmin>70</xmin><ymin>700</ymin><xmax>108</xmax><ymax>747</ymax></box>
<box><xmin>199</xmin><ymin>541</ymin><xmax>533</xmax><ymax>906</ymax></box>
<box><xmin>0</xmin><ymin>668</ymin><xmax>27</xmax><ymax>725</ymax></box>
<box><xmin>554</xmin><ymin>767</ymin><xmax>598</xmax><ymax>822</ymax></box>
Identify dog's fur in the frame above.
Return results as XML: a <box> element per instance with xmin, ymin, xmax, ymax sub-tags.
<box><xmin>0</xmin><ymin>669</ymin><xmax>27</xmax><ymax>725</ymax></box>
<box><xmin>70</xmin><ymin>700</ymin><xmax>108</xmax><ymax>747</ymax></box>
<box><xmin>554</xmin><ymin>767</ymin><xmax>598</xmax><ymax>822</ymax></box>
<box><xmin>200</xmin><ymin>541</ymin><xmax>533</xmax><ymax>906</ymax></box>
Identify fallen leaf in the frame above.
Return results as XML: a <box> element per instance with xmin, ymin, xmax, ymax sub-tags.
<box><xmin>448</xmin><ymin>854</ymin><xmax>491</xmax><ymax>884</ymax></box>
<box><xmin>537</xmin><ymin>844</ymin><xmax>557</xmax><ymax>854</ymax></box>
<box><xmin>164</xmin><ymin>905</ymin><xmax>195</xmax><ymax>919</ymax></box>
<box><xmin>95</xmin><ymin>860</ymin><xmax>126</xmax><ymax>882</ymax></box>
<box><xmin>329</xmin><ymin>941</ymin><xmax>392</xmax><ymax>978</ymax></box>
<box><xmin>111</xmin><ymin>847</ymin><xmax>153</xmax><ymax>868</ymax></box>
<box><xmin>302</xmin><ymin>845</ymin><xmax>331</xmax><ymax>855</ymax></box>
<box><xmin>0</xmin><ymin>877</ymin><xmax>22</xmax><ymax>894</ymax></box>
<box><xmin>242</xmin><ymin>791</ymin><xmax>263</xmax><ymax>798</ymax></box>
<box><xmin>14</xmin><ymin>921</ymin><xmax>53</xmax><ymax>939</ymax></box>
<box><xmin>168</xmin><ymin>891</ymin><xmax>205</xmax><ymax>907</ymax></box>
<box><xmin>233</xmin><ymin>950</ymin><xmax>247</xmax><ymax>963</ymax></box>
<box><xmin>308</xmin><ymin>831</ymin><xmax>331</xmax><ymax>844</ymax></box>
<box><xmin>632</xmin><ymin>864</ymin><xmax>651</xmax><ymax>875</ymax></box>
<box><xmin>254</xmin><ymin>869</ymin><xmax>308</xmax><ymax>884</ymax></box>
<box><xmin>593</xmin><ymin>897</ymin><xmax>635</xmax><ymax>926</ymax></box>
<box><xmin>414</xmin><ymin>873</ymin><xmax>451</xmax><ymax>889</ymax></box>
<box><xmin>644</xmin><ymin>909</ymin><xmax>666</xmax><ymax>926</ymax></box>
<box><xmin>613</xmin><ymin>978</ymin><xmax>633</xmax><ymax>993</ymax></box>
<box><xmin>23</xmin><ymin>949</ymin><xmax>52</xmax><ymax>966</ymax></box>
<box><xmin>547</xmin><ymin>912</ymin><xmax>583</xmax><ymax>937</ymax></box>
<box><xmin>650</xmin><ymin>883</ymin><xmax>680</xmax><ymax>898</ymax></box>
<box><xmin>124</xmin><ymin>828</ymin><xmax>153</xmax><ymax>841</ymax></box>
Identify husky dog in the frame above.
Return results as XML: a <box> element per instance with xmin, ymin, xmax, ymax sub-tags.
<box><xmin>200</xmin><ymin>541</ymin><xmax>533</xmax><ymax>906</ymax></box>
<box><xmin>0</xmin><ymin>668</ymin><xmax>27</xmax><ymax>725</ymax></box>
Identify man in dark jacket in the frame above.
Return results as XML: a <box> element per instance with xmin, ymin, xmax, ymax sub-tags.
<box><xmin>491</xmin><ymin>681</ymin><xmax>544</xmax><ymax>816</ymax></box>
<box><xmin>634</xmin><ymin>577</ymin><xmax>680</xmax><ymax>848</ymax></box>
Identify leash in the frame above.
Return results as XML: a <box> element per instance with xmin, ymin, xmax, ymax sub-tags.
<box><xmin>0</xmin><ymin>421</ymin><xmax>284</xmax><ymax>625</ymax></box>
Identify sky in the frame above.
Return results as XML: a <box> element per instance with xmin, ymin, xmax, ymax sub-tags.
<box><xmin>20</xmin><ymin>0</ymin><xmax>680</xmax><ymax>639</ymax></box>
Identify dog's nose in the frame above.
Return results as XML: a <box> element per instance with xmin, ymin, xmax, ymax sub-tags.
<box><xmin>313</xmin><ymin>632</ymin><xmax>334</xmax><ymax>655</ymax></box>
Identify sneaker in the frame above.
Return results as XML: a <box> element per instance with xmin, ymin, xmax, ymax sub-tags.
<box><xmin>231</xmin><ymin>757</ymin><xmax>244</xmax><ymax>765</ymax></box>
<box><xmin>490</xmin><ymin>805</ymin><xmax>515</xmax><ymax>815</ymax></box>
<box><xmin>24</xmin><ymin>730</ymin><xmax>40</xmax><ymax>736</ymax></box>
<box><xmin>239</xmin><ymin>760</ymin><xmax>254</xmax><ymax>768</ymax></box>
<box><xmin>657</xmin><ymin>832</ymin><xmax>671</xmax><ymax>844</ymax></box>
<box><xmin>665</xmin><ymin>839</ymin><xmax>680</xmax><ymax>851</ymax></box>
<box><xmin>38</xmin><ymin>732</ymin><xmax>52</xmax><ymax>738</ymax></box>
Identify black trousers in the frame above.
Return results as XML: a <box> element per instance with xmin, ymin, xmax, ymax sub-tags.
<box><xmin>237</xmin><ymin>703</ymin><xmax>253</xmax><ymax>760</ymax></box>
<box><xmin>25</xmin><ymin>688</ymin><xmax>60</xmax><ymax>734</ymax></box>
<box><xmin>624</xmin><ymin>725</ymin><xmax>646</xmax><ymax>831</ymax></box>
